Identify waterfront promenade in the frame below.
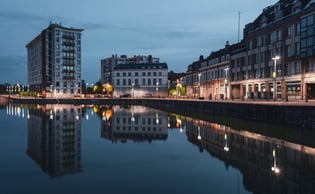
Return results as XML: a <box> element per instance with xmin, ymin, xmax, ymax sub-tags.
<box><xmin>1</xmin><ymin>94</ymin><xmax>315</xmax><ymax>130</ymax></box>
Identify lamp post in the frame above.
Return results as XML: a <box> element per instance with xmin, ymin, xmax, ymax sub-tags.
<box><xmin>272</xmin><ymin>56</ymin><xmax>280</xmax><ymax>101</ymax></box>
<box><xmin>167</xmin><ymin>80</ymin><xmax>170</xmax><ymax>97</ymax></box>
<box><xmin>224</xmin><ymin>67</ymin><xmax>229</xmax><ymax>100</ymax></box>
<box><xmin>198</xmin><ymin>73</ymin><xmax>201</xmax><ymax>98</ymax></box>
<box><xmin>131</xmin><ymin>83</ymin><xmax>135</xmax><ymax>97</ymax></box>
<box><xmin>85</xmin><ymin>82</ymin><xmax>88</xmax><ymax>98</ymax></box>
<box><xmin>156</xmin><ymin>81</ymin><xmax>159</xmax><ymax>97</ymax></box>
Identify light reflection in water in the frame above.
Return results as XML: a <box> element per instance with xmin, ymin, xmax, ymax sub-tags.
<box><xmin>3</xmin><ymin>104</ymin><xmax>315</xmax><ymax>193</ymax></box>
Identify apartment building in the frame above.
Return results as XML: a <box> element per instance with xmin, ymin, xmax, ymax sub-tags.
<box><xmin>100</xmin><ymin>54</ymin><xmax>167</xmax><ymax>97</ymax></box>
<box><xmin>100</xmin><ymin>54</ymin><xmax>159</xmax><ymax>84</ymax></box>
<box><xmin>26</xmin><ymin>23</ymin><xmax>83</xmax><ymax>98</ymax></box>
<box><xmin>185</xmin><ymin>0</ymin><xmax>315</xmax><ymax>101</ymax></box>
<box><xmin>112</xmin><ymin>62</ymin><xmax>168</xmax><ymax>97</ymax></box>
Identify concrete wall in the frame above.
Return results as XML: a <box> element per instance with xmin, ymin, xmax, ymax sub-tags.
<box><xmin>2</xmin><ymin>95</ymin><xmax>315</xmax><ymax>130</ymax></box>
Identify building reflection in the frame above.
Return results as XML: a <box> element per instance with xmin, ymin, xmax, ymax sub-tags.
<box><xmin>26</xmin><ymin>104</ymin><xmax>82</xmax><ymax>177</ymax></box>
<box><xmin>98</xmin><ymin>105</ymin><xmax>168</xmax><ymax>143</ymax></box>
<box><xmin>185</xmin><ymin>117</ymin><xmax>315</xmax><ymax>193</ymax></box>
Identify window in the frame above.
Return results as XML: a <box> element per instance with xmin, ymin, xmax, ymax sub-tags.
<box><xmin>142</xmin><ymin>79</ymin><xmax>146</xmax><ymax>85</ymax></box>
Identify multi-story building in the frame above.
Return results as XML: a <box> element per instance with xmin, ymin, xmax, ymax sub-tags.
<box><xmin>26</xmin><ymin>23</ymin><xmax>83</xmax><ymax>98</ymax></box>
<box><xmin>185</xmin><ymin>42</ymin><xmax>235</xmax><ymax>100</ymax></box>
<box><xmin>185</xmin><ymin>0</ymin><xmax>315</xmax><ymax>101</ymax></box>
<box><xmin>112</xmin><ymin>62</ymin><xmax>168</xmax><ymax>97</ymax></box>
<box><xmin>100</xmin><ymin>54</ymin><xmax>159</xmax><ymax>85</ymax></box>
<box><xmin>101</xmin><ymin>54</ymin><xmax>167</xmax><ymax>97</ymax></box>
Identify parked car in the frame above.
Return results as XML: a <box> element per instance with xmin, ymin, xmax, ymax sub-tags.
<box><xmin>120</xmin><ymin>93</ymin><xmax>131</xmax><ymax>98</ymax></box>
<box><xmin>144</xmin><ymin>93</ymin><xmax>152</xmax><ymax>98</ymax></box>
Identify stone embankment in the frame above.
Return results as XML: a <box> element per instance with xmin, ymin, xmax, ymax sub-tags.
<box><xmin>2</xmin><ymin>95</ymin><xmax>315</xmax><ymax>130</ymax></box>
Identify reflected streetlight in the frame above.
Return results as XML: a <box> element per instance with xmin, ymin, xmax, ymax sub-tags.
<box><xmin>224</xmin><ymin>133</ymin><xmax>229</xmax><ymax>152</ymax></box>
<box><xmin>271</xmin><ymin>148</ymin><xmax>280</xmax><ymax>174</ymax></box>
<box><xmin>272</xmin><ymin>56</ymin><xmax>280</xmax><ymax>101</ymax></box>
<box><xmin>197</xmin><ymin>126</ymin><xmax>201</xmax><ymax>140</ymax></box>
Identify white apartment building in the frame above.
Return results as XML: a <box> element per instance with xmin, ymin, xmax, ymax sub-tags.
<box><xmin>112</xmin><ymin>63</ymin><xmax>168</xmax><ymax>97</ymax></box>
<box><xmin>26</xmin><ymin>23</ymin><xmax>83</xmax><ymax>98</ymax></box>
<box><xmin>100</xmin><ymin>54</ymin><xmax>160</xmax><ymax>84</ymax></box>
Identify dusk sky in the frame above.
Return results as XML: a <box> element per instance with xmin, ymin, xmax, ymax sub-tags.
<box><xmin>0</xmin><ymin>0</ymin><xmax>276</xmax><ymax>85</ymax></box>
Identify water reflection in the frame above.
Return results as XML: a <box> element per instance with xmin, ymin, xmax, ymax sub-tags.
<box><xmin>26</xmin><ymin>104</ymin><xmax>82</xmax><ymax>177</ymax></box>
<box><xmin>3</xmin><ymin>104</ymin><xmax>315</xmax><ymax>193</ymax></box>
<box><xmin>97</xmin><ymin>105</ymin><xmax>169</xmax><ymax>143</ymax></box>
<box><xmin>185</xmin><ymin>116</ymin><xmax>315</xmax><ymax>193</ymax></box>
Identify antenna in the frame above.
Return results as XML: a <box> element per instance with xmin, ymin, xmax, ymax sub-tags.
<box><xmin>238</xmin><ymin>11</ymin><xmax>241</xmax><ymax>42</ymax></box>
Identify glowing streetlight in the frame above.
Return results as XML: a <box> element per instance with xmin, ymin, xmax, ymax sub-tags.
<box><xmin>224</xmin><ymin>67</ymin><xmax>229</xmax><ymax>100</ymax></box>
<box><xmin>272</xmin><ymin>56</ymin><xmax>280</xmax><ymax>101</ymax></box>
<box><xmin>198</xmin><ymin>73</ymin><xmax>201</xmax><ymax>98</ymax></box>
<box><xmin>85</xmin><ymin>82</ymin><xmax>88</xmax><ymax>97</ymax></box>
<box><xmin>156</xmin><ymin>81</ymin><xmax>159</xmax><ymax>97</ymax></box>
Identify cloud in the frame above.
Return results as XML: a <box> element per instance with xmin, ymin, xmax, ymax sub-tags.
<box><xmin>0</xmin><ymin>11</ymin><xmax>46</xmax><ymax>23</ymax></box>
<box><xmin>0</xmin><ymin>54</ymin><xmax>27</xmax><ymax>83</ymax></box>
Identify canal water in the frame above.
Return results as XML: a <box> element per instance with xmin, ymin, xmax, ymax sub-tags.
<box><xmin>0</xmin><ymin>104</ymin><xmax>315</xmax><ymax>194</ymax></box>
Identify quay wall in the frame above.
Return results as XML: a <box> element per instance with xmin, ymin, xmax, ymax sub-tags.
<box><xmin>2</xmin><ymin>95</ymin><xmax>315</xmax><ymax>130</ymax></box>
<box><xmin>142</xmin><ymin>99</ymin><xmax>315</xmax><ymax>130</ymax></box>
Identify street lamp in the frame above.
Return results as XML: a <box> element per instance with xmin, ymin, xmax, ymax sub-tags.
<box><xmin>198</xmin><ymin>73</ymin><xmax>201</xmax><ymax>98</ymax></box>
<box><xmin>131</xmin><ymin>83</ymin><xmax>135</xmax><ymax>97</ymax></box>
<box><xmin>85</xmin><ymin>82</ymin><xmax>88</xmax><ymax>97</ymax></box>
<box><xmin>156</xmin><ymin>81</ymin><xmax>159</xmax><ymax>97</ymax></box>
<box><xmin>272</xmin><ymin>56</ymin><xmax>280</xmax><ymax>101</ymax></box>
<box><xmin>224</xmin><ymin>67</ymin><xmax>229</xmax><ymax>100</ymax></box>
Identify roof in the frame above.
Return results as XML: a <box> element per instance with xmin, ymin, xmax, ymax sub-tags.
<box><xmin>113</xmin><ymin>63</ymin><xmax>168</xmax><ymax>70</ymax></box>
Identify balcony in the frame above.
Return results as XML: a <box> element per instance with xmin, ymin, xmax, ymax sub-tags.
<box><xmin>63</xmin><ymin>41</ymin><xmax>75</xmax><ymax>46</ymax></box>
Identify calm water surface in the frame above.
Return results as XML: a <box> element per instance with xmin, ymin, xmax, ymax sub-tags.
<box><xmin>0</xmin><ymin>104</ymin><xmax>315</xmax><ymax>194</ymax></box>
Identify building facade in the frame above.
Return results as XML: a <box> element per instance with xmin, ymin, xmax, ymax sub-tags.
<box><xmin>26</xmin><ymin>23</ymin><xmax>83</xmax><ymax>98</ymax></box>
<box><xmin>100</xmin><ymin>54</ymin><xmax>167</xmax><ymax>97</ymax></box>
<box><xmin>185</xmin><ymin>0</ymin><xmax>315</xmax><ymax>101</ymax></box>
<box><xmin>112</xmin><ymin>63</ymin><xmax>168</xmax><ymax>97</ymax></box>
<box><xmin>100</xmin><ymin>54</ymin><xmax>160</xmax><ymax>85</ymax></box>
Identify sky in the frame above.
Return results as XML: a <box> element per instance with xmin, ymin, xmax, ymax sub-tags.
<box><xmin>0</xmin><ymin>0</ymin><xmax>276</xmax><ymax>85</ymax></box>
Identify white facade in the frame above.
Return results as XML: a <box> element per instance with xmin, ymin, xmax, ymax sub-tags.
<box><xmin>26</xmin><ymin>23</ymin><xmax>83</xmax><ymax>98</ymax></box>
<box><xmin>112</xmin><ymin>63</ymin><xmax>168</xmax><ymax>97</ymax></box>
<box><xmin>100</xmin><ymin>54</ymin><xmax>160</xmax><ymax>85</ymax></box>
